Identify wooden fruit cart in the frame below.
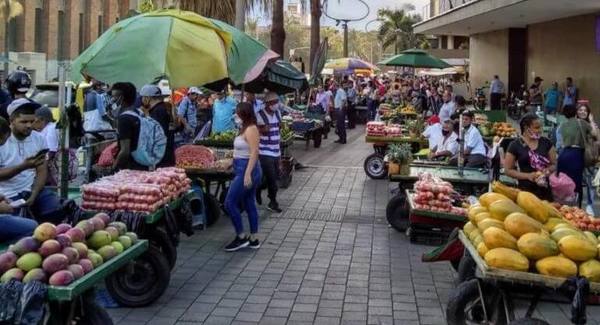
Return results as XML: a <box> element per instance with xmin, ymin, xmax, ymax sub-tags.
<box><xmin>448</xmin><ymin>231</ymin><xmax>600</xmax><ymax>325</ymax></box>
<box><xmin>363</xmin><ymin>136</ymin><xmax>429</xmax><ymax>179</ymax></box>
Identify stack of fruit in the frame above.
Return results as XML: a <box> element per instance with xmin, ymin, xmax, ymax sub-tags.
<box><xmin>366</xmin><ymin>122</ymin><xmax>386</xmax><ymax>137</ymax></box>
<box><xmin>208</xmin><ymin>130</ymin><xmax>237</xmax><ymax>142</ymax></box>
<box><xmin>560</xmin><ymin>205</ymin><xmax>600</xmax><ymax>232</ymax></box>
<box><xmin>464</xmin><ymin>189</ymin><xmax>600</xmax><ymax>281</ymax></box>
<box><xmin>412</xmin><ymin>173</ymin><xmax>467</xmax><ymax>216</ymax></box>
<box><xmin>400</xmin><ymin>105</ymin><xmax>416</xmax><ymax>114</ymax></box>
<box><xmin>0</xmin><ymin>213</ymin><xmax>139</xmax><ymax>286</ymax></box>
<box><xmin>491</xmin><ymin>122</ymin><xmax>517</xmax><ymax>137</ymax></box>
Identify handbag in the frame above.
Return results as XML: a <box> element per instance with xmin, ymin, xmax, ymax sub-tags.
<box><xmin>577</xmin><ymin>119</ymin><xmax>598</xmax><ymax>167</ymax></box>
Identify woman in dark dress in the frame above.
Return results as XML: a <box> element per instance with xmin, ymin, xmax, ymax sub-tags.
<box><xmin>504</xmin><ymin>114</ymin><xmax>557</xmax><ymax>200</ymax></box>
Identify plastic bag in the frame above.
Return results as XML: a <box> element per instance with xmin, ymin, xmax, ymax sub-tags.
<box><xmin>550</xmin><ymin>172</ymin><xmax>577</xmax><ymax>204</ymax></box>
<box><xmin>13</xmin><ymin>281</ymin><xmax>47</xmax><ymax>325</ymax></box>
<box><xmin>0</xmin><ymin>279</ymin><xmax>23</xmax><ymax>323</ymax></box>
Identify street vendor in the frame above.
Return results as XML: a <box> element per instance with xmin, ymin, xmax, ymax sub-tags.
<box><xmin>504</xmin><ymin>113</ymin><xmax>556</xmax><ymax>200</ymax></box>
<box><xmin>0</xmin><ymin>99</ymin><xmax>64</xmax><ymax>224</ymax></box>
<box><xmin>422</xmin><ymin>115</ymin><xmax>442</xmax><ymax>151</ymax></box>
<box><xmin>212</xmin><ymin>90</ymin><xmax>238</xmax><ymax>134</ymax></box>
<box><xmin>451</xmin><ymin>111</ymin><xmax>487</xmax><ymax>168</ymax></box>
<box><xmin>429</xmin><ymin>120</ymin><xmax>459</xmax><ymax>160</ymax></box>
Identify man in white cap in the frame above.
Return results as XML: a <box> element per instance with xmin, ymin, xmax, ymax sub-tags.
<box><xmin>256</xmin><ymin>92</ymin><xmax>283</xmax><ymax>213</ymax></box>
<box><xmin>178</xmin><ymin>87</ymin><xmax>201</xmax><ymax>143</ymax></box>
<box><xmin>140</xmin><ymin>84</ymin><xmax>175</xmax><ymax>167</ymax></box>
<box><xmin>0</xmin><ymin>98</ymin><xmax>64</xmax><ymax>224</ymax></box>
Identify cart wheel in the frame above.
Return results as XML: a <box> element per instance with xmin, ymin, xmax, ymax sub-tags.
<box><xmin>457</xmin><ymin>249</ymin><xmax>476</xmax><ymax>283</ymax></box>
<box><xmin>446</xmin><ymin>279</ymin><xmax>507</xmax><ymax>325</ymax></box>
<box><xmin>386</xmin><ymin>194</ymin><xmax>409</xmax><ymax>232</ymax></box>
<box><xmin>364</xmin><ymin>153</ymin><xmax>387</xmax><ymax>179</ymax></box>
<box><xmin>105</xmin><ymin>245</ymin><xmax>170</xmax><ymax>307</ymax></box>
<box><xmin>509</xmin><ymin>318</ymin><xmax>550</xmax><ymax>325</ymax></box>
<box><xmin>204</xmin><ymin>192</ymin><xmax>221</xmax><ymax>226</ymax></box>
<box><xmin>149</xmin><ymin>228</ymin><xmax>177</xmax><ymax>270</ymax></box>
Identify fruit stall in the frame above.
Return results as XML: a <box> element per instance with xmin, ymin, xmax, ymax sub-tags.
<box><xmin>446</xmin><ymin>186</ymin><xmax>600</xmax><ymax>324</ymax></box>
<box><xmin>0</xmin><ymin>217</ymin><xmax>149</xmax><ymax>324</ymax></box>
<box><xmin>364</xmin><ymin>119</ymin><xmax>428</xmax><ymax>179</ymax></box>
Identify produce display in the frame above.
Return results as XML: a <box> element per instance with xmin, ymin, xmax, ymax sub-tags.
<box><xmin>0</xmin><ymin>215</ymin><xmax>139</xmax><ymax>286</ymax></box>
<box><xmin>365</xmin><ymin>122</ymin><xmax>402</xmax><ymax>137</ymax></box>
<box><xmin>479</xmin><ymin>122</ymin><xmax>518</xmax><ymax>137</ymax></box>
<box><xmin>280</xmin><ymin>123</ymin><xmax>294</xmax><ymax>141</ymax></box>
<box><xmin>463</xmin><ymin>186</ymin><xmax>600</xmax><ymax>282</ymax></box>
<box><xmin>175</xmin><ymin>145</ymin><xmax>215</xmax><ymax>169</ymax></box>
<box><xmin>411</xmin><ymin>173</ymin><xmax>467</xmax><ymax>216</ymax></box>
<box><xmin>81</xmin><ymin>168</ymin><xmax>191</xmax><ymax>213</ymax></box>
<box><xmin>207</xmin><ymin>130</ymin><xmax>236</xmax><ymax>142</ymax></box>
<box><xmin>399</xmin><ymin>105</ymin><xmax>416</xmax><ymax>115</ymax></box>
<box><xmin>559</xmin><ymin>205</ymin><xmax>600</xmax><ymax>232</ymax></box>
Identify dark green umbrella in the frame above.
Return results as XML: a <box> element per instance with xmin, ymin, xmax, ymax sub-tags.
<box><xmin>239</xmin><ymin>60</ymin><xmax>308</xmax><ymax>95</ymax></box>
<box><xmin>378</xmin><ymin>49</ymin><xmax>452</xmax><ymax>69</ymax></box>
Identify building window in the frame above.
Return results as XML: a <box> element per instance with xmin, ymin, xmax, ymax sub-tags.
<box><xmin>58</xmin><ymin>11</ymin><xmax>65</xmax><ymax>60</ymax></box>
<box><xmin>35</xmin><ymin>8</ymin><xmax>44</xmax><ymax>52</ymax></box>
<box><xmin>8</xmin><ymin>18</ymin><xmax>18</xmax><ymax>51</ymax></box>
<box><xmin>98</xmin><ymin>15</ymin><xmax>104</xmax><ymax>37</ymax></box>
<box><xmin>441</xmin><ymin>36</ymin><xmax>448</xmax><ymax>49</ymax></box>
<box><xmin>79</xmin><ymin>13</ymin><xmax>85</xmax><ymax>53</ymax></box>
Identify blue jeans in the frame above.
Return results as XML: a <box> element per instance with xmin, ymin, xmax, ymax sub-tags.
<box><xmin>11</xmin><ymin>187</ymin><xmax>63</xmax><ymax>224</ymax></box>
<box><xmin>584</xmin><ymin>167</ymin><xmax>596</xmax><ymax>206</ymax></box>
<box><xmin>225</xmin><ymin>158</ymin><xmax>262</xmax><ymax>235</ymax></box>
<box><xmin>0</xmin><ymin>215</ymin><xmax>38</xmax><ymax>243</ymax></box>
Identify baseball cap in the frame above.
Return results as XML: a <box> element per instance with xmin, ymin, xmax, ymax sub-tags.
<box><xmin>188</xmin><ymin>87</ymin><xmax>203</xmax><ymax>96</ymax></box>
<box><xmin>7</xmin><ymin>98</ymin><xmax>41</xmax><ymax>117</ymax></box>
<box><xmin>427</xmin><ymin>115</ymin><xmax>440</xmax><ymax>125</ymax></box>
<box><xmin>265</xmin><ymin>92</ymin><xmax>279</xmax><ymax>103</ymax></box>
<box><xmin>139</xmin><ymin>84</ymin><xmax>163</xmax><ymax>97</ymax></box>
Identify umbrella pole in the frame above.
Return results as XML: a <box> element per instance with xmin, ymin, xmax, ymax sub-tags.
<box><xmin>58</xmin><ymin>64</ymin><xmax>71</xmax><ymax>199</ymax></box>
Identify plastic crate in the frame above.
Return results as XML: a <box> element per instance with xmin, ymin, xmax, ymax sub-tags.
<box><xmin>291</xmin><ymin>121</ymin><xmax>316</xmax><ymax>133</ymax></box>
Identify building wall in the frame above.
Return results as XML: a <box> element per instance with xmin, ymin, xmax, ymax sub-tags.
<box><xmin>469</xmin><ymin>29</ymin><xmax>509</xmax><ymax>91</ymax></box>
<box><xmin>527</xmin><ymin>14</ymin><xmax>600</xmax><ymax>113</ymax></box>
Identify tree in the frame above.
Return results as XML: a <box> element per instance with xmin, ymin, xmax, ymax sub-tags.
<box><xmin>270</xmin><ymin>0</ymin><xmax>285</xmax><ymax>55</ymax></box>
<box><xmin>377</xmin><ymin>5</ymin><xmax>425</xmax><ymax>54</ymax></box>
<box><xmin>309</xmin><ymin>0</ymin><xmax>321</xmax><ymax>73</ymax></box>
<box><xmin>175</xmin><ymin>0</ymin><xmax>271</xmax><ymax>25</ymax></box>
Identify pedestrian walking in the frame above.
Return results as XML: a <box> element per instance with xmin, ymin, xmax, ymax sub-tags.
<box><xmin>346</xmin><ymin>81</ymin><xmax>357</xmax><ymax>129</ymax></box>
<box><xmin>490</xmin><ymin>75</ymin><xmax>505</xmax><ymax>110</ymax></box>
<box><xmin>257</xmin><ymin>92</ymin><xmax>283</xmax><ymax>213</ymax></box>
<box><xmin>334</xmin><ymin>82</ymin><xmax>348</xmax><ymax>144</ymax></box>
<box><xmin>224</xmin><ymin>102</ymin><xmax>262</xmax><ymax>252</ymax></box>
<box><xmin>177</xmin><ymin>87</ymin><xmax>201</xmax><ymax>143</ymax></box>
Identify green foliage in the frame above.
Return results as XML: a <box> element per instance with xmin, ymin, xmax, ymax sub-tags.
<box><xmin>388</xmin><ymin>143</ymin><xmax>412</xmax><ymax>164</ymax></box>
<box><xmin>377</xmin><ymin>6</ymin><xmax>427</xmax><ymax>54</ymax></box>
<box><xmin>139</xmin><ymin>0</ymin><xmax>155</xmax><ymax>13</ymax></box>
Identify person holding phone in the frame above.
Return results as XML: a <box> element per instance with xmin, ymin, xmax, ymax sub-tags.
<box><xmin>0</xmin><ymin>99</ymin><xmax>64</xmax><ymax>224</ymax></box>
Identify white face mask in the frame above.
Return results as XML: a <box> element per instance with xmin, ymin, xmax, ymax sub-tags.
<box><xmin>234</xmin><ymin>114</ymin><xmax>242</xmax><ymax>127</ymax></box>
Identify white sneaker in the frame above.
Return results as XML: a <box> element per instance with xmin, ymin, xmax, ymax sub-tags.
<box><xmin>586</xmin><ymin>205</ymin><xmax>595</xmax><ymax>216</ymax></box>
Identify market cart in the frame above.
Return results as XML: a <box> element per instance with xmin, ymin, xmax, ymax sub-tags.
<box><xmin>447</xmin><ymin>231</ymin><xmax>599</xmax><ymax>325</ymax></box>
<box><xmin>363</xmin><ymin>136</ymin><xmax>429</xmax><ymax>179</ymax></box>
<box><xmin>185</xmin><ymin>168</ymin><xmax>234</xmax><ymax>222</ymax></box>
<box><xmin>291</xmin><ymin>120</ymin><xmax>325</xmax><ymax>149</ymax></box>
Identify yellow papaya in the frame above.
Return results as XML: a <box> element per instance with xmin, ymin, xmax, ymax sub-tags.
<box><xmin>468</xmin><ymin>206</ymin><xmax>488</xmax><ymax>224</ymax></box>
<box><xmin>463</xmin><ymin>222</ymin><xmax>476</xmax><ymax>236</ymax></box>
<box><xmin>488</xmin><ymin>199</ymin><xmax>525</xmax><ymax>221</ymax></box>
<box><xmin>504</xmin><ymin>212</ymin><xmax>543</xmax><ymax>238</ymax></box>
<box><xmin>516</xmin><ymin>191</ymin><xmax>549</xmax><ymax>223</ymax></box>
<box><xmin>544</xmin><ymin>218</ymin><xmax>567</xmax><ymax>232</ymax></box>
<box><xmin>553</xmin><ymin>223</ymin><xmax>576</xmax><ymax>231</ymax></box>
<box><xmin>474</xmin><ymin>212</ymin><xmax>492</xmax><ymax>225</ymax></box>
<box><xmin>468</xmin><ymin>228</ymin><xmax>482</xmax><ymax>242</ymax></box>
<box><xmin>483</xmin><ymin>227</ymin><xmax>518</xmax><ymax>250</ymax></box>
<box><xmin>558</xmin><ymin>235</ymin><xmax>597</xmax><ymax>262</ymax></box>
<box><xmin>584</xmin><ymin>231</ymin><xmax>599</xmax><ymax>245</ymax></box>
<box><xmin>517</xmin><ymin>232</ymin><xmax>559</xmax><ymax>260</ymax></box>
<box><xmin>472</xmin><ymin>234</ymin><xmax>484</xmax><ymax>247</ymax></box>
<box><xmin>491</xmin><ymin>181</ymin><xmax>520</xmax><ymax>201</ymax></box>
<box><xmin>479</xmin><ymin>192</ymin><xmax>510</xmax><ymax>208</ymax></box>
<box><xmin>484</xmin><ymin>248</ymin><xmax>529</xmax><ymax>272</ymax></box>
<box><xmin>579</xmin><ymin>259</ymin><xmax>600</xmax><ymax>282</ymax></box>
<box><xmin>551</xmin><ymin>228</ymin><xmax>585</xmax><ymax>242</ymax></box>
<box><xmin>542</xmin><ymin>201</ymin><xmax>564</xmax><ymax>220</ymax></box>
<box><xmin>536</xmin><ymin>256</ymin><xmax>578</xmax><ymax>278</ymax></box>
<box><xmin>477</xmin><ymin>218</ymin><xmax>505</xmax><ymax>232</ymax></box>
<box><xmin>477</xmin><ymin>242</ymin><xmax>489</xmax><ymax>258</ymax></box>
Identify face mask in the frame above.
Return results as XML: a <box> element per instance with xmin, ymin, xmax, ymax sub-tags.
<box><xmin>442</xmin><ymin>130</ymin><xmax>450</xmax><ymax>136</ymax></box>
<box><xmin>528</xmin><ymin>129</ymin><xmax>541</xmax><ymax>140</ymax></box>
<box><xmin>234</xmin><ymin>114</ymin><xmax>242</xmax><ymax>127</ymax></box>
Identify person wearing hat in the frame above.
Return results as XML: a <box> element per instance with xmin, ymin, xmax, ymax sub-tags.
<box><xmin>422</xmin><ymin>115</ymin><xmax>442</xmax><ymax>151</ymax></box>
<box><xmin>256</xmin><ymin>92</ymin><xmax>283</xmax><ymax>213</ymax></box>
<box><xmin>451</xmin><ymin>111</ymin><xmax>487</xmax><ymax>168</ymax></box>
<box><xmin>212</xmin><ymin>89</ymin><xmax>238</xmax><ymax>134</ymax></box>
<box><xmin>177</xmin><ymin>87</ymin><xmax>201</xmax><ymax>143</ymax></box>
<box><xmin>1</xmin><ymin>70</ymin><xmax>33</xmax><ymax>120</ymax></box>
<box><xmin>140</xmin><ymin>84</ymin><xmax>175</xmax><ymax>167</ymax></box>
<box><xmin>0</xmin><ymin>98</ymin><xmax>64</xmax><ymax>224</ymax></box>
<box><xmin>529</xmin><ymin>76</ymin><xmax>544</xmax><ymax>108</ymax></box>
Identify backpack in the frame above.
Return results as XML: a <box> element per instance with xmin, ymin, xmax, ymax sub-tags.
<box><xmin>122</xmin><ymin>110</ymin><xmax>167</xmax><ymax>167</ymax></box>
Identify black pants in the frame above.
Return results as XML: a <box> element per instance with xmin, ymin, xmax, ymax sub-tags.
<box><xmin>490</xmin><ymin>93</ymin><xmax>502</xmax><ymax>110</ymax></box>
<box><xmin>336</xmin><ymin>108</ymin><xmax>347</xmax><ymax>142</ymax></box>
<box><xmin>347</xmin><ymin>104</ymin><xmax>356</xmax><ymax>129</ymax></box>
<box><xmin>259</xmin><ymin>155</ymin><xmax>280</xmax><ymax>204</ymax></box>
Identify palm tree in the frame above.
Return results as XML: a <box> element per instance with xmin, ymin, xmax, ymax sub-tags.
<box><xmin>175</xmin><ymin>0</ymin><xmax>270</xmax><ymax>25</ymax></box>
<box><xmin>309</xmin><ymin>0</ymin><xmax>321</xmax><ymax>72</ymax></box>
<box><xmin>377</xmin><ymin>5</ymin><xmax>424</xmax><ymax>54</ymax></box>
<box><xmin>270</xmin><ymin>0</ymin><xmax>285</xmax><ymax>55</ymax></box>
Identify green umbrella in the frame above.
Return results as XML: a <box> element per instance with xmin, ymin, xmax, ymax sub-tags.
<box><xmin>378</xmin><ymin>49</ymin><xmax>452</xmax><ymax>69</ymax></box>
<box><xmin>70</xmin><ymin>9</ymin><xmax>232</xmax><ymax>89</ymax></box>
<box><xmin>208</xmin><ymin>19</ymin><xmax>279</xmax><ymax>85</ymax></box>
<box><xmin>239</xmin><ymin>60</ymin><xmax>308</xmax><ymax>94</ymax></box>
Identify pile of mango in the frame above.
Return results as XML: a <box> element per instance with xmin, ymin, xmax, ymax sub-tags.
<box><xmin>464</xmin><ymin>182</ymin><xmax>600</xmax><ymax>281</ymax></box>
<box><xmin>0</xmin><ymin>213</ymin><xmax>138</xmax><ymax>286</ymax></box>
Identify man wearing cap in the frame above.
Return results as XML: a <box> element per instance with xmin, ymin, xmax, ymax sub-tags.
<box><xmin>422</xmin><ymin>115</ymin><xmax>442</xmax><ymax>151</ymax></box>
<box><xmin>256</xmin><ymin>92</ymin><xmax>283</xmax><ymax>213</ymax></box>
<box><xmin>0</xmin><ymin>98</ymin><xmax>64</xmax><ymax>224</ymax></box>
<box><xmin>177</xmin><ymin>87</ymin><xmax>201</xmax><ymax>143</ymax></box>
<box><xmin>212</xmin><ymin>90</ymin><xmax>238</xmax><ymax>134</ymax></box>
<box><xmin>140</xmin><ymin>84</ymin><xmax>175</xmax><ymax>167</ymax></box>
<box><xmin>453</xmin><ymin>111</ymin><xmax>487</xmax><ymax>168</ymax></box>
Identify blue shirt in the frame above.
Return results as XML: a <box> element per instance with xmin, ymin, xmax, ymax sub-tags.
<box><xmin>334</xmin><ymin>89</ymin><xmax>347</xmax><ymax>109</ymax></box>
<box><xmin>84</xmin><ymin>90</ymin><xmax>98</xmax><ymax>112</ymax></box>
<box><xmin>490</xmin><ymin>79</ymin><xmax>504</xmax><ymax>94</ymax></box>
<box><xmin>563</xmin><ymin>86</ymin><xmax>577</xmax><ymax>107</ymax></box>
<box><xmin>177</xmin><ymin>96</ymin><xmax>197</xmax><ymax>130</ymax></box>
<box><xmin>544</xmin><ymin>89</ymin><xmax>560</xmax><ymax>109</ymax></box>
<box><xmin>212</xmin><ymin>96</ymin><xmax>237</xmax><ymax>133</ymax></box>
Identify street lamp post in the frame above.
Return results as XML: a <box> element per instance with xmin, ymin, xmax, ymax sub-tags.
<box><xmin>3</xmin><ymin>0</ymin><xmax>10</xmax><ymax>75</ymax></box>
<box><xmin>323</xmin><ymin>0</ymin><xmax>369</xmax><ymax>58</ymax></box>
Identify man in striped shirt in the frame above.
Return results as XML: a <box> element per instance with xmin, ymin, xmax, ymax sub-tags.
<box><xmin>256</xmin><ymin>92</ymin><xmax>283</xmax><ymax>213</ymax></box>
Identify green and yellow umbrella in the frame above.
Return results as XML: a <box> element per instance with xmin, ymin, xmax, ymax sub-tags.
<box><xmin>70</xmin><ymin>9</ymin><xmax>232</xmax><ymax>89</ymax></box>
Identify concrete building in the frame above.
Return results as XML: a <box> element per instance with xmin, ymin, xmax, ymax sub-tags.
<box><xmin>415</xmin><ymin>0</ymin><xmax>600</xmax><ymax>112</ymax></box>
<box><xmin>0</xmin><ymin>0</ymin><xmax>142</xmax><ymax>84</ymax></box>
<box><xmin>286</xmin><ymin>0</ymin><xmax>310</xmax><ymax>26</ymax></box>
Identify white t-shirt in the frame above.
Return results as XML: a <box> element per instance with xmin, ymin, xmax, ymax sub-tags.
<box><xmin>39</xmin><ymin>122</ymin><xmax>59</xmax><ymax>152</ymax></box>
<box><xmin>0</xmin><ymin>131</ymin><xmax>48</xmax><ymax>198</ymax></box>
<box><xmin>422</xmin><ymin>123</ymin><xmax>442</xmax><ymax>150</ymax></box>
<box><xmin>464</xmin><ymin>124</ymin><xmax>487</xmax><ymax>156</ymax></box>
<box><xmin>439</xmin><ymin>101</ymin><xmax>456</xmax><ymax>123</ymax></box>
<box><xmin>435</xmin><ymin>132</ymin><xmax>459</xmax><ymax>156</ymax></box>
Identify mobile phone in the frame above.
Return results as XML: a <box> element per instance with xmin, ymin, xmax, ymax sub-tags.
<box><xmin>9</xmin><ymin>199</ymin><xmax>26</xmax><ymax>208</ymax></box>
<box><xmin>33</xmin><ymin>149</ymin><xmax>49</xmax><ymax>158</ymax></box>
